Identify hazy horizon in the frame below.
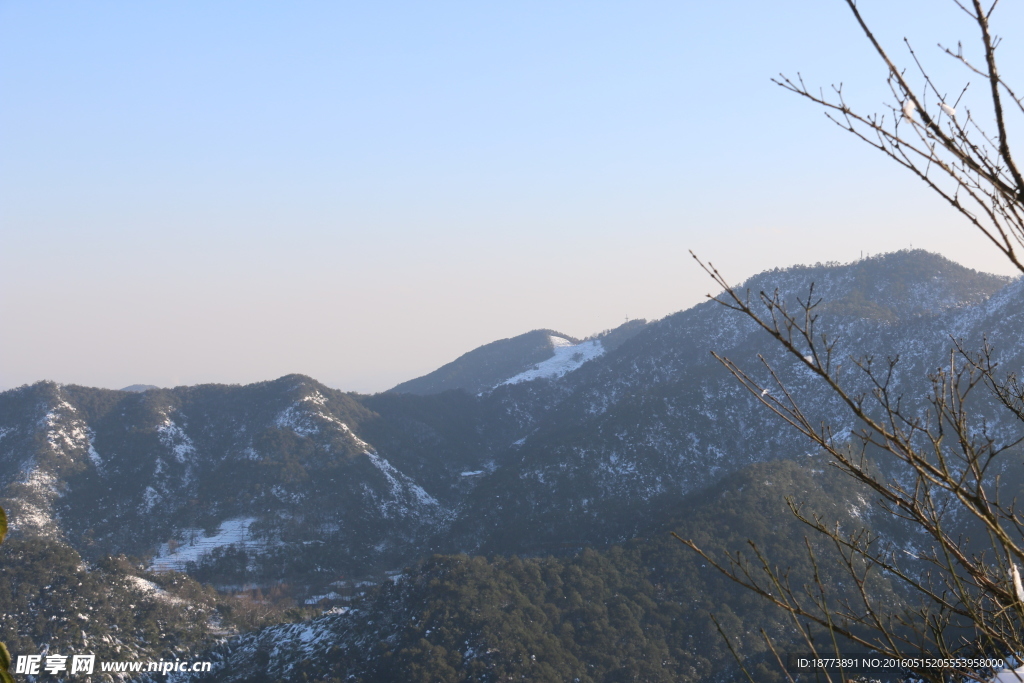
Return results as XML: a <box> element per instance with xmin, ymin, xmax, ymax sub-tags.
<box><xmin>3</xmin><ymin>248</ymin><xmax>1014</xmax><ymax>396</ymax></box>
<box><xmin>4</xmin><ymin>1</ymin><xmax>1022</xmax><ymax>393</ymax></box>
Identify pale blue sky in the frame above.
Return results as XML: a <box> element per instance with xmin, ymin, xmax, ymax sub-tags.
<box><xmin>2</xmin><ymin>1</ymin><xmax>1022</xmax><ymax>392</ymax></box>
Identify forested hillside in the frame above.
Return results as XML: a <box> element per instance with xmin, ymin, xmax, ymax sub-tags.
<box><xmin>166</xmin><ymin>457</ymin><xmax>903</xmax><ymax>683</ymax></box>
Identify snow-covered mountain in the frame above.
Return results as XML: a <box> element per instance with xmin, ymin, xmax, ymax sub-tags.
<box><xmin>390</xmin><ymin>322</ymin><xmax>646</xmax><ymax>396</ymax></box>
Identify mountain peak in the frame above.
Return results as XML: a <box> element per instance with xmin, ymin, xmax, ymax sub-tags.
<box><xmin>120</xmin><ymin>384</ymin><xmax>160</xmax><ymax>393</ymax></box>
<box><xmin>389</xmin><ymin>329</ymin><xmax>580</xmax><ymax>396</ymax></box>
<box><xmin>742</xmin><ymin>249</ymin><xmax>1012</xmax><ymax>323</ymax></box>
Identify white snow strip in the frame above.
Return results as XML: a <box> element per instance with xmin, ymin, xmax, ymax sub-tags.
<box><xmin>366</xmin><ymin>451</ymin><xmax>439</xmax><ymax>510</ymax></box>
<box><xmin>274</xmin><ymin>393</ymin><xmax>373</xmax><ymax>452</ymax></box>
<box><xmin>275</xmin><ymin>404</ymin><xmax>319</xmax><ymax>437</ymax></box>
<box><xmin>150</xmin><ymin>517</ymin><xmax>264</xmax><ymax>572</ymax></box>
<box><xmin>499</xmin><ymin>337</ymin><xmax>604</xmax><ymax>386</ymax></box>
<box><xmin>339</xmin><ymin>422</ymin><xmax>371</xmax><ymax>450</ymax></box>
<box><xmin>126</xmin><ymin>576</ymin><xmax>186</xmax><ymax>606</ymax></box>
<box><xmin>87</xmin><ymin>443</ymin><xmax>103</xmax><ymax>470</ymax></box>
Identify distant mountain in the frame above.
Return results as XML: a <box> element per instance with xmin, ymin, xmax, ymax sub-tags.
<box><xmin>587</xmin><ymin>317</ymin><xmax>647</xmax><ymax>351</ymax></box>
<box><xmin>389</xmin><ymin>320</ymin><xmax>648</xmax><ymax>396</ymax></box>
<box><xmin>390</xmin><ymin>328</ymin><xmax>582</xmax><ymax>395</ymax></box>
<box><xmin>121</xmin><ymin>384</ymin><xmax>161</xmax><ymax>393</ymax></box>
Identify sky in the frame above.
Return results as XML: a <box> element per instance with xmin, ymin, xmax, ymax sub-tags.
<box><xmin>3</xmin><ymin>0</ymin><xmax>1023</xmax><ymax>393</ymax></box>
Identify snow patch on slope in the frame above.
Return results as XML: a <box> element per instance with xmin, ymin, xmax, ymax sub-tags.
<box><xmin>126</xmin><ymin>576</ymin><xmax>187</xmax><ymax>606</ymax></box>
<box><xmin>87</xmin><ymin>443</ymin><xmax>103</xmax><ymax>470</ymax></box>
<box><xmin>365</xmin><ymin>451</ymin><xmax>442</xmax><ymax>518</ymax></box>
<box><xmin>150</xmin><ymin>517</ymin><xmax>268</xmax><ymax>572</ymax></box>
<box><xmin>274</xmin><ymin>392</ymin><xmax>373</xmax><ymax>452</ymax></box>
<box><xmin>157</xmin><ymin>418</ymin><xmax>196</xmax><ymax>463</ymax></box>
<box><xmin>7</xmin><ymin>468</ymin><xmax>61</xmax><ymax>537</ymax></box>
<box><xmin>6</xmin><ymin>391</ymin><xmax>102</xmax><ymax>539</ymax></box>
<box><xmin>40</xmin><ymin>396</ymin><xmax>96</xmax><ymax>466</ymax></box>
<box><xmin>499</xmin><ymin>337</ymin><xmax>604</xmax><ymax>386</ymax></box>
<box><xmin>275</xmin><ymin>404</ymin><xmax>319</xmax><ymax>437</ymax></box>
<box><xmin>339</xmin><ymin>422</ymin><xmax>371</xmax><ymax>451</ymax></box>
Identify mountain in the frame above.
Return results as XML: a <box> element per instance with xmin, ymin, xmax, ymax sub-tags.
<box><xmin>390</xmin><ymin>320</ymin><xmax>648</xmax><ymax>396</ymax></box>
<box><xmin>437</xmin><ymin>251</ymin><xmax>1018</xmax><ymax>555</ymax></box>
<box><xmin>121</xmin><ymin>384</ymin><xmax>161</xmax><ymax>393</ymax></box>
<box><xmin>390</xmin><ymin>329</ymin><xmax>582</xmax><ymax>396</ymax></box>
<box><xmin>0</xmin><ymin>250</ymin><xmax>1017</xmax><ymax>680</ymax></box>
<box><xmin>0</xmin><ymin>378</ymin><xmax>462</xmax><ymax>585</ymax></box>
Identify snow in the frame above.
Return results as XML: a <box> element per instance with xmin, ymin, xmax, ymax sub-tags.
<box><xmin>141</xmin><ymin>486</ymin><xmax>161</xmax><ymax>512</ymax></box>
<box><xmin>8</xmin><ymin>468</ymin><xmax>60</xmax><ymax>537</ymax></box>
<box><xmin>304</xmin><ymin>592</ymin><xmax>344</xmax><ymax>605</ymax></box>
<box><xmin>150</xmin><ymin>517</ymin><xmax>264</xmax><ymax>572</ymax></box>
<box><xmin>365</xmin><ymin>451</ymin><xmax>440</xmax><ymax>512</ymax></box>
<box><xmin>460</xmin><ymin>470</ymin><xmax>485</xmax><ymax>477</ymax></box>
<box><xmin>273</xmin><ymin>392</ymin><xmax>374</xmax><ymax>453</ymax></box>
<box><xmin>157</xmin><ymin>418</ymin><xmax>196</xmax><ymax>463</ymax></box>
<box><xmin>40</xmin><ymin>396</ymin><xmax>95</xmax><ymax>463</ymax></box>
<box><xmin>275</xmin><ymin>404</ymin><xmax>319</xmax><ymax>437</ymax></box>
<box><xmin>499</xmin><ymin>337</ymin><xmax>604</xmax><ymax>386</ymax></box>
<box><xmin>303</xmin><ymin>391</ymin><xmax>328</xmax><ymax>406</ymax></box>
<box><xmin>994</xmin><ymin>667</ymin><xmax>1024</xmax><ymax>682</ymax></box>
<box><xmin>126</xmin><ymin>576</ymin><xmax>186</xmax><ymax>606</ymax></box>
<box><xmin>87</xmin><ymin>443</ymin><xmax>103</xmax><ymax>470</ymax></box>
<box><xmin>339</xmin><ymin>422</ymin><xmax>371</xmax><ymax>450</ymax></box>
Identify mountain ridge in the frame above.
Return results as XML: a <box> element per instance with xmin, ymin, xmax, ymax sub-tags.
<box><xmin>0</xmin><ymin>249</ymin><xmax>1019</xmax><ymax>681</ymax></box>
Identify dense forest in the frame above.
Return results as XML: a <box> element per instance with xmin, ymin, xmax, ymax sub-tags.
<box><xmin>179</xmin><ymin>456</ymin><xmax>906</xmax><ymax>683</ymax></box>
